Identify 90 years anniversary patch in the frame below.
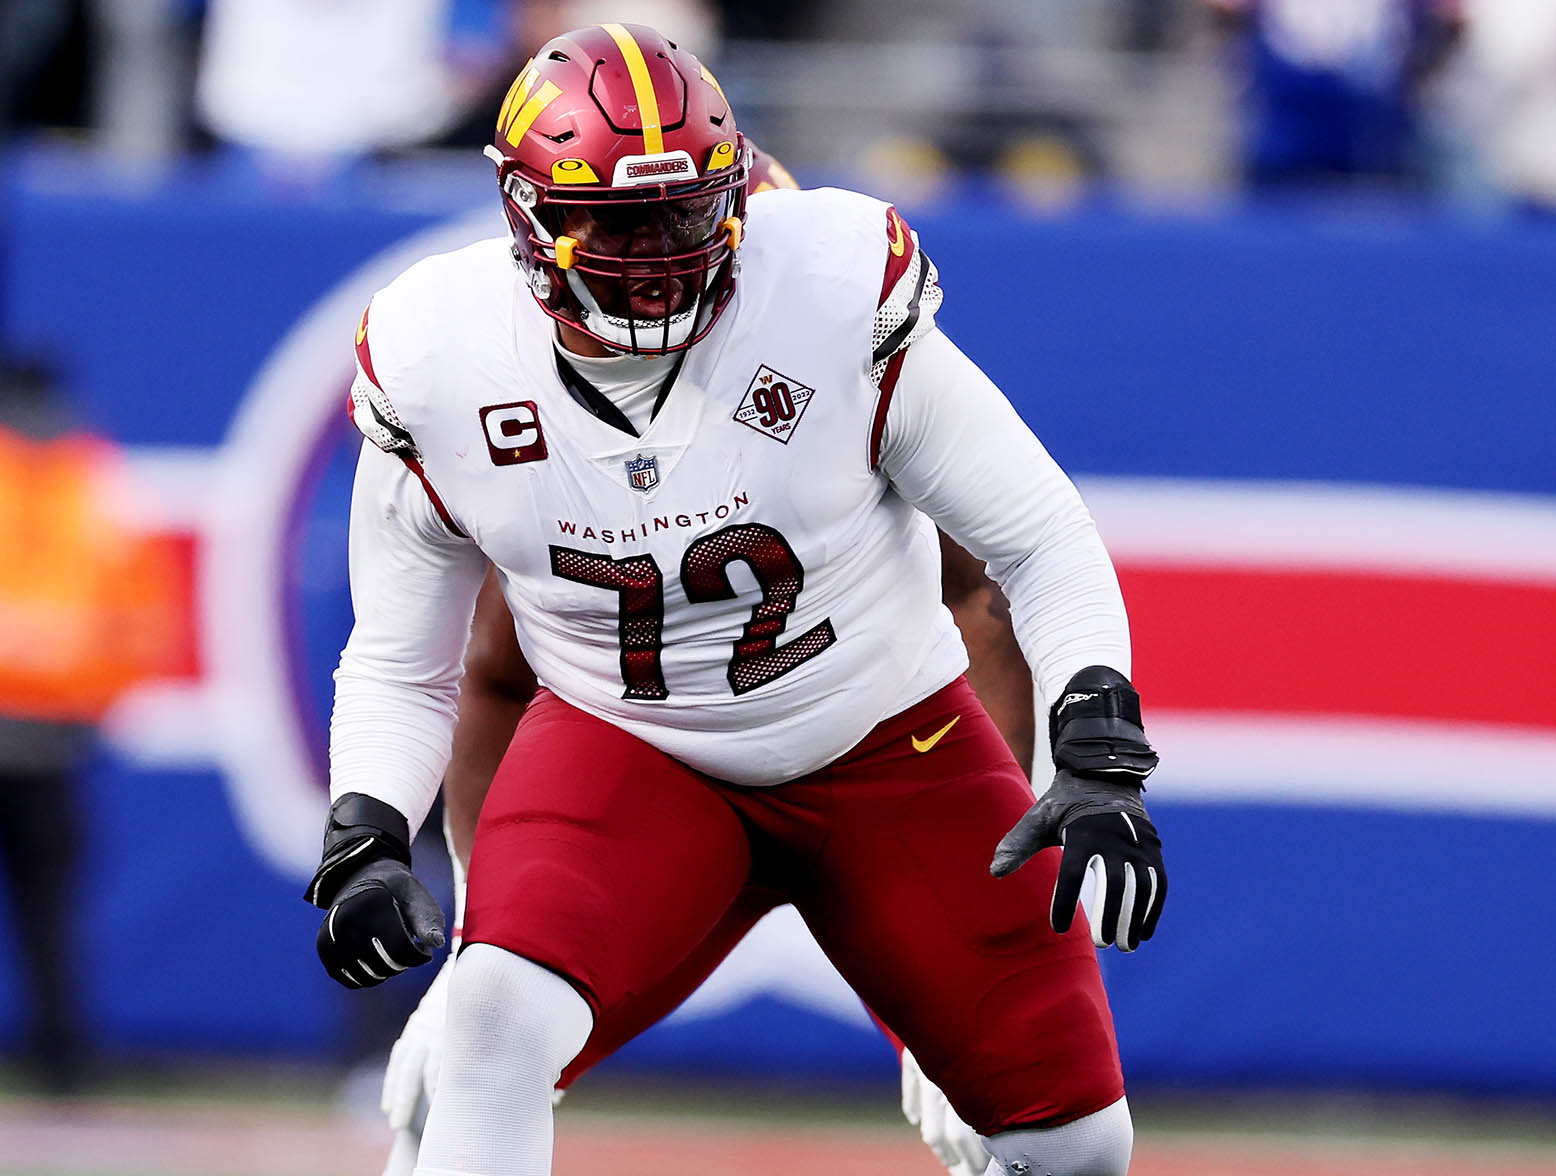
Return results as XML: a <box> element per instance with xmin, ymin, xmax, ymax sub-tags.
<box><xmin>733</xmin><ymin>365</ymin><xmax>815</xmax><ymax>444</ymax></box>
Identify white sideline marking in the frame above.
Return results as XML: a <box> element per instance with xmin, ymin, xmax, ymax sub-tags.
<box><xmin>1077</xmin><ymin>476</ymin><xmax>1556</xmax><ymax>583</ymax></box>
<box><xmin>1149</xmin><ymin>711</ymin><xmax>1556</xmax><ymax>817</ymax></box>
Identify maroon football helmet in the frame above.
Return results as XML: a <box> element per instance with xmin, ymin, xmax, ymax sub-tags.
<box><xmin>483</xmin><ymin>24</ymin><xmax>750</xmax><ymax>354</ymax></box>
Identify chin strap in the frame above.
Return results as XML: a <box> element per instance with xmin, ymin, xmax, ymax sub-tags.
<box><xmin>565</xmin><ymin>268</ymin><xmax>703</xmax><ymax>354</ymax></box>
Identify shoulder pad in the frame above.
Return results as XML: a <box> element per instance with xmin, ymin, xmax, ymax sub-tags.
<box><xmin>870</xmin><ymin>205</ymin><xmax>943</xmax><ymax>389</ymax></box>
<box><xmin>348</xmin><ymin>301</ymin><xmax>419</xmax><ymax>458</ymax></box>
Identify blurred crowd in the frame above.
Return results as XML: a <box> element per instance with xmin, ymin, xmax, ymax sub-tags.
<box><xmin>2</xmin><ymin>0</ymin><xmax>1556</xmax><ymax>210</ymax></box>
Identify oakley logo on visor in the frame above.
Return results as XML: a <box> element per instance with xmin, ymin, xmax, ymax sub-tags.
<box><xmin>613</xmin><ymin>151</ymin><xmax>697</xmax><ymax>186</ymax></box>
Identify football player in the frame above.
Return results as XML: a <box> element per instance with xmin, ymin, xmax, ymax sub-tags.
<box><xmin>309</xmin><ymin>24</ymin><xmax>1165</xmax><ymax>1176</ymax></box>
<box><xmin>377</xmin><ymin>144</ymin><xmax>1007</xmax><ymax>1176</ymax></box>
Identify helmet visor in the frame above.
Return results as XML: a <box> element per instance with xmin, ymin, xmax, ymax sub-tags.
<box><xmin>556</xmin><ymin>192</ymin><xmax>728</xmax><ymax>258</ymax></box>
<box><xmin>539</xmin><ymin>188</ymin><xmax>736</xmax><ymax>323</ymax></box>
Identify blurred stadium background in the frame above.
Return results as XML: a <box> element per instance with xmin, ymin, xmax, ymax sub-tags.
<box><xmin>2</xmin><ymin>0</ymin><xmax>1555</xmax><ymax>1173</ymax></box>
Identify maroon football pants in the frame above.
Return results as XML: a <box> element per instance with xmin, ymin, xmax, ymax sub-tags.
<box><xmin>464</xmin><ymin>676</ymin><xmax>1123</xmax><ymax>1131</ymax></box>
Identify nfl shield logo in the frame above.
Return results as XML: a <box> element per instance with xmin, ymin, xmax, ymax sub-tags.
<box><xmin>625</xmin><ymin>453</ymin><xmax>659</xmax><ymax>493</ymax></box>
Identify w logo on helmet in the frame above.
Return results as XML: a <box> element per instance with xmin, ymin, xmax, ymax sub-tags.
<box><xmin>495</xmin><ymin>64</ymin><xmax>562</xmax><ymax>149</ymax></box>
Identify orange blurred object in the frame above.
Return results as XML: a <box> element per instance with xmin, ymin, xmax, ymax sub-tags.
<box><xmin>0</xmin><ymin>425</ymin><xmax>196</xmax><ymax>724</ymax></box>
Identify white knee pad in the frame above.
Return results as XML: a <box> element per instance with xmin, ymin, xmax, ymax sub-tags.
<box><xmin>443</xmin><ymin>944</ymin><xmax>592</xmax><ymax>1079</ymax></box>
<box><xmin>981</xmin><ymin>1096</ymin><xmax>1133</xmax><ymax>1176</ymax></box>
<box><xmin>414</xmin><ymin>945</ymin><xmax>593</xmax><ymax>1176</ymax></box>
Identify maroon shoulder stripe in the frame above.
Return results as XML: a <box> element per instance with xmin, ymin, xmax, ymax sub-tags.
<box><xmin>868</xmin><ymin>348</ymin><xmax>909</xmax><ymax>471</ymax></box>
<box><xmin>398</xmin><ymin>453</ymin><xmax>467</xmax><ymax>538</ymax></box>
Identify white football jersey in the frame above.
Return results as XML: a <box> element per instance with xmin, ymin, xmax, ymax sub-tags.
<box><xmin>349</xmin><ymin>187</ymin><xmax>969</xmax><ymax>785</ymax></box>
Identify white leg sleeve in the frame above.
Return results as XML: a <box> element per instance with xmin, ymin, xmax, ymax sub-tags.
<box><xmin>413</xmin><ymin>944</ymin><xmax>594</xmax><ymax>1176</ymax></box>
<box><xmin>981</xmin><ymin>1096</ymin><xmax>1133</xmax><ymax>1176</ymax></box>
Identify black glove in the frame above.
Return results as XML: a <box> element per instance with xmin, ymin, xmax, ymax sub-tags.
<box><xmin>990</xmin><ymin>666</ymin><xmax>1166</xmax><ymax>952</ymax></box>
<box><xmin>304</xmin><ymin>793</ymin><xmax>445</xmax><ymax>989</ymax></box>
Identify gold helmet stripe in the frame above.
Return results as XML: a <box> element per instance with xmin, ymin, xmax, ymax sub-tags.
<box><xmin>502</xmin><ymin>80</ymin><xmax>562</xmax><ymax>148</ymax></box>
<box><xmin>601</xmin><ymin>24</ymin><xmax>665</xmax><ymax>155</ymax></box>
<box><xmin>496</xmin><ymin>60</ymin><xmax>537</xmax><ymax>134</ymax></box>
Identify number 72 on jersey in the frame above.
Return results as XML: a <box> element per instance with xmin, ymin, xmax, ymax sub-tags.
<box><xmin>550</xmin><ymin>522</ymin><xmax>835</xmax><ymax>699</ymax></box>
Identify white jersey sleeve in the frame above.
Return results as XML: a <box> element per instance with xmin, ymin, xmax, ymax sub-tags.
<box><xmin>331</xmin><ymin>440</ymin><xmax>486</xmax><ymax>836</ymax></box>
<box><xmin>876</xmin><ymin>328</ymin><xmax>1131</xmax><ymax>709</ymax></box>
<box><xmin>329</xmin><ymin>294</ymin><xmax>489</xmax><ymax>835</ymax></box>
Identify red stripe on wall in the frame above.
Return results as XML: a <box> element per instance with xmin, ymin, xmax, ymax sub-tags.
<box><xmin>156</xmin><ymin>530</ymin><xmax>202</xmax><ymax>680</ymax></box>
<box><xmin>1118</xmin><ymin>565</ymin><xmax>1556</xmax><ymax>730</ymax></box>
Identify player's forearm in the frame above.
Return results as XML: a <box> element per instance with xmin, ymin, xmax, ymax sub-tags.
<box><xmin>331</xmin><ymin>442</ymin><xmax>487</xmax><ymax>836</ymax></box>
<box><xmin>330</xmin><ymin>669</ymin><xmax>462</xmax><ymax>838</ymax></box>
<box><xmin>882</xmin><ymin>330</ymin><xmax>1131</xmax><ymax>707</ymax></box>
<box><xmin>996</xmin><ymin>504</ymin><xmax>1131</xmax><ymax>709</ymax></box>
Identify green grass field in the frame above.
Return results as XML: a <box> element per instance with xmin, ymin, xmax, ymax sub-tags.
<box><xmin>3</xmin><ymin>1066</ymin><xmax>1554</xmax><ymax>1176</ymax></box>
